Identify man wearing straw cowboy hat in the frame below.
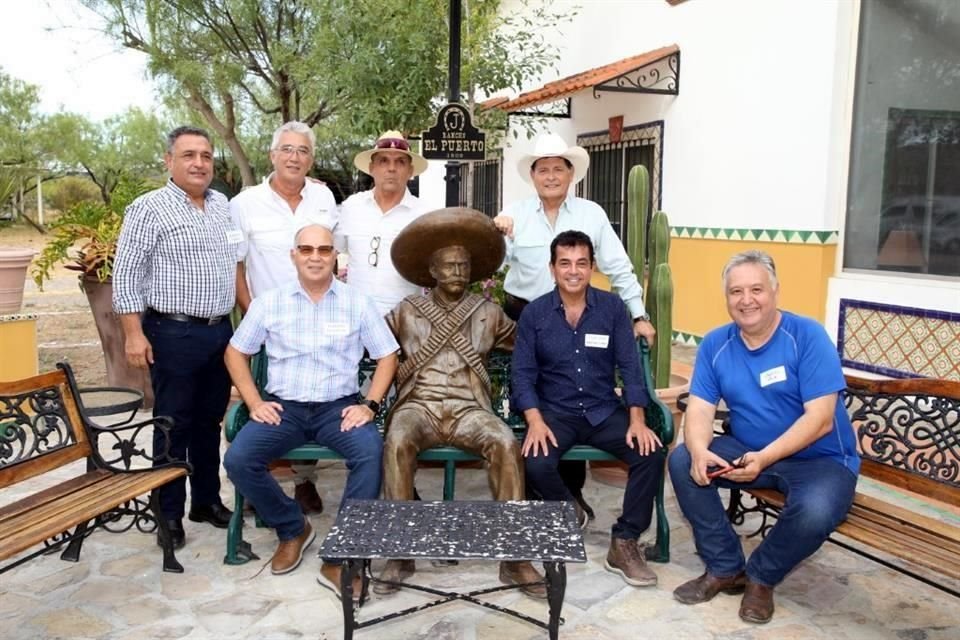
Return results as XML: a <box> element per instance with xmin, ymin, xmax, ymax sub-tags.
<box><xmin>373</xmin><ymin>207</ymin><xmax>547</xmax><ymax>599</ymax></box>
<box><xmin>493</xmin><ymin>131</ymin><xmax>655</xmax><ymax>522</ymax></box>
<box><xmin>335</xmin><ymin>130</ymin><xmax>431</xmax><ymax>316</ymax></box>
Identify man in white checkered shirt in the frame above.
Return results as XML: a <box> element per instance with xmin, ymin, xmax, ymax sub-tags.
<box><xmin>224</xmin><ymin>224</ymin><xmax>398</xmax><ymax>595</ymax></box>
<box><xmin>113</xmin><ymin>126</ymin><xmax>241</xmax><ymax>550</ymax></box>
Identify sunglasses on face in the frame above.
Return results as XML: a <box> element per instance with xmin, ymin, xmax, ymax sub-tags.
<box><xmin>295</xmin><ymin>244</ymin><xmax>335</xmax><ymax>257</ymax></box>
<box><xmin>374</xmin><ymin>137</ymin><xmax>410</xmax><ymax>152</ymax></box>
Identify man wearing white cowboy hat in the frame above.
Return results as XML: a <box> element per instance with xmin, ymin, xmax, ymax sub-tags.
<box><xmin>493</xmin><ymin>131</ymin><xmax>655</xmax><ymax>523</ymax></box>
<box><xmin>335</xmin><ymin>130</ymin><xmax>431</xmax><ymax>316</ymax></box>
<box><xmin>493</xmin><ymin>132</ymin><xmax>654</xmax><ymax>344</ymax></box>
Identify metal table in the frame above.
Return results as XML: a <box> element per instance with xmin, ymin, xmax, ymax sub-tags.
<box><xmin>77</xmin><ymin>386</ymin><xmax>144</xmax><ymax>426</ymax></box>
<box><xmin>319</xmin><ymin>499</ymin><xmax>587</xmax><ymax>639</ymax></box>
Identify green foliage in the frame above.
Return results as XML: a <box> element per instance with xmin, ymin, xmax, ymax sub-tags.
<box><xmin>0</xmin><ymin>69</ymin><xmax>41</xmax><ymax>166</ymax></box>
<box><xmin>468</xmin><ymin>266</ymin><xmax>508</xmax><ymax>305</ymax></box>
<box><xmin>626</xmin><ymin>165</ymin><xmax>673</xmax><ymax>388</ymax></box>
<box><xmin>44</xmin><ymin>176</ymin><xmax>103</xmax><ymax>212</ymax></box>
<box><xmin>32</xmin><ymin>176</ymin><xmax>156</xmax><ymax>289</ymax></box>
<box><xmin>81</xmin><ymin>0</ymin><xmax>576</xmax><ymax>184</ymax></box>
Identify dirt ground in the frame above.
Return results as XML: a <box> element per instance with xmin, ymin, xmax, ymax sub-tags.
<box><xmin>1</xmin><ymin>221</ymin><xmax>108</xmax><ymax>388</ymax></box>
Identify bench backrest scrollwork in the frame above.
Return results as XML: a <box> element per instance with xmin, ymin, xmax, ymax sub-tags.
<box><xmin>0</xmin><ymin>365</ymin><xmax>92</xmax><ymax>489</ymax></box>
<box><xmin>844</xmin><ymin>375</ymin><xmax>960</xmax><ymax>504</ymax></box>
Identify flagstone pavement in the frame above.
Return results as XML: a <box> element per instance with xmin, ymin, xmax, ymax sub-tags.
<box><xmin>2</xmin><ymin>433</ymin><xmax>959</xmax><ymax>640</ymax></box>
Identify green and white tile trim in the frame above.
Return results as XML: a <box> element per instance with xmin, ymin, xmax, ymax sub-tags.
<box><xmin>673</xmin><ymin>331</ymin><xmax>702</xmax><ymax>346</ymax></box>
<box><xmin>671</xmin><ymin>227</ymin><xmax>839</xmax><ymax>244</ymax></box>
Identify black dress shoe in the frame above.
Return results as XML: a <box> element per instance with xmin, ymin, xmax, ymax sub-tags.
<box><xmin>157</xmin><ymin>518</ymin><xmax>185</xmax><ymax>550</ymax></box>
<box><xmin>188</xmin><ymin>503</ymin><xmax>233</xmax><ymax>529</ymax></box>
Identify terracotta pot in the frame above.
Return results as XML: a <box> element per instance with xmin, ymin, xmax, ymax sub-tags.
<box><xmin>589</xmin><ymin>361</ymin><xmax>691</xmax><ymax>488</ymax></box>
<box><xmin>0</xmin><ymin>247</ymin><xmax>36</xmax><ymax>315</ymax></box>
<box><xmin>81</xmin><ymin>276</ymin><xmax>154</xmax><ymax>409</ymax></box>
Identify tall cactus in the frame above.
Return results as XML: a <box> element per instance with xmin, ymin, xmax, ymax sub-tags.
<box><xmin>626</xmin><ymin>165</ymin><xmax>650</xmax><ymax>303</ymax></box>
<box><xmin>626</xmin><ymin>164</ymin><xmax>674</xmax><ymax>389</ymax></box>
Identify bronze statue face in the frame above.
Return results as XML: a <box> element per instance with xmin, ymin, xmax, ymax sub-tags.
<box><xmin>428</xmin><ymin>245</ymin><xmax>471</xmax><ymax>298</ymax></box>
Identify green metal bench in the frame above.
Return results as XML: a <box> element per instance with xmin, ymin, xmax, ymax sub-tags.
<box><xmin>223</xmin><ymin>341</ymin><xmax>674</xmax><ymax>565</ymax></box>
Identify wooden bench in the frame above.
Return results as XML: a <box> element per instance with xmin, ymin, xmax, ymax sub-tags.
<box><xmin>726</xmin><ymin>375</ymin><xmax>960</xmax><ymax>597</ymax></box>
<box><xmin>0</xmin><ymin>363</ymin><xmax>192</xmax><ymax>574</ymax></box>
<box><xmin>223</xmin><ymin>342</ymin><xmax>675</xmax><ymax>566</ymax></box>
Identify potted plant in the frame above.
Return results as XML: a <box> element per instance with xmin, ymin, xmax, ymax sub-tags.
<box><xmin>32</xmin><ymin>176</ymin><xmax>156</xmax><ymax>407</ymax></box>
<box><xmin>591</xmin><ymin>164</ymin><xmax>691</xmax><ymax>487</ymax></box>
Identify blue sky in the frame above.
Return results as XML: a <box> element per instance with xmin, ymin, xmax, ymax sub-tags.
<box><xmin>0</xmin><ymin>0</ymin><xmax>153</xmax><ymax>120</ymax></box>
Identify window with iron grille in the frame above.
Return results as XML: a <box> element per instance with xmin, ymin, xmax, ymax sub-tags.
<box><xmin>577</xmin><ymin>121</ymin><xmax>663</xmax><ymax>243</ymax></box>
<box><xmin>452</xmin><ymin>158</ymin><xmax>503</xmax><ymax>217</ymax></box>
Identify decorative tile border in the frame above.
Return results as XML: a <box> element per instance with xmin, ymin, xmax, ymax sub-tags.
<box><xmin>837</xmin><ymin>299</ymin><xmax>960</xmax><ymax>381</ymax></box>
<box><xmin>673</xmin><ymin>330</ymin><xmax>702</xmax><ymax>346</ymax></box>
<box><xmin>0</xmin><ymin>313</ymin><xmax>38</xmax><ymax>323</ymax></box>
<box><xmin>671</xmin><ymin>227</ymin><xmax>839</xmax><ymax>244</ymax></box>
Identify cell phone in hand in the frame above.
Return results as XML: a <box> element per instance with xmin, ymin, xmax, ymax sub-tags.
<box><xmin>706</xmin><ymin>465</ymin><xmax>734</xmax><ymax>480</ymax></box>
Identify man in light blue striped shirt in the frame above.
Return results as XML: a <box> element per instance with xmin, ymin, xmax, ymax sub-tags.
<box><xmin>224</xmin><ymin>224</ymin><xmax>398</xmax><ymax>596</ymax></box>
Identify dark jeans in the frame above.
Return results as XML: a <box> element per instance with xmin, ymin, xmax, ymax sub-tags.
<box><xmin>669</xmin><ymin>436</ymin><xmax>857</xmax><ymax>586</ymax></box>
<box><xmin>524</xmin><ymin>406</ymin><xmax>665</xmax><ymax>539</ymax></box>
<box><xmin>144</xmin><ymin>314</ymin><xmax>233</xmax><ymax>520</ymax></box>
<box><xmin>223</xmin><ymin>396</ymin><xmax>383</xmax><ymax>541</ymax></box>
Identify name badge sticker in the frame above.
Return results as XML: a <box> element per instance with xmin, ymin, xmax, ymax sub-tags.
<box><xmin>759</xmin><ymin>365</ymin><xmax>787</xmax><ymax>387</ymax></box>
<box><xmin>585</xmin><ymin>333</ymin><xmax>610</xmax><ymax>349</ymax></box>
<box><xmin>226</xmin><ymin>229</ymin><xmax>243</xmax><ymax>244</ymax></box>
<box><xmin>324</xmin><ymin>322</ymin><xmax>350</xmax><ymax>337</ymax></box>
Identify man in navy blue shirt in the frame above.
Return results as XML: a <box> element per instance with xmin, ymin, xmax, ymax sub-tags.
<box><xmin>511</xmin><ymin>230</ymin><xmax>664</xmax><ymax>587</ymax></box>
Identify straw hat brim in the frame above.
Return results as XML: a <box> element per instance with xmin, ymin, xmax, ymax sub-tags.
<box><xmin>354</xmin><ymin>148</ymin><xmax>429</xmax><ymax>177</ymax></box>
<box><xmin>391</xmin><ymin>208</ymin><xmax>505</xmax><ymax>288</ymax></box>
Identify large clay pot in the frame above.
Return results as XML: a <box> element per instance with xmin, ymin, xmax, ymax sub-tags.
<box><xmin>0</xmin><ymin>247</ymin><xmax>36</xmax><ymax>314</ymax></box>
<box><xmin>82</xmin><ymin>276</ymin><xmax>154</xmax><ymax>409</ymax></box>
<box><xmin>589</xmin><ymin>361</ymin><xmax>691</xmax><ymax>488</ymax></box>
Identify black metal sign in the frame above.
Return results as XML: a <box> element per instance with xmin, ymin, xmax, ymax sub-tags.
<box><xmin>421</xmin><ymin>103</ymin><xmax>486</xmax><ymax>161</ymax></box>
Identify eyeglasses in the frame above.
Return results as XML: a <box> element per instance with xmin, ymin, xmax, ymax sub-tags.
<box><xmin>295</xmin><ymin>244</ymin><xmax>335</xmax><ymax>257</ymax></box>
<box><xmin>368</xmin><ymin>236</ymin><xmax>381</xmax><ymax>267</ymax></box>
<box><xmin>374</xmin><ymin>137</ymin><xmax>410</xmax><ymax>152</ymax></box>
<box><xmin>275</xmin><ymin>144</ymin><xmax>313</xmax><ymax>157</ymax></box>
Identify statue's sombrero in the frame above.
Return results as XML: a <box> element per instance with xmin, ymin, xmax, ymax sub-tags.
<box><xmin>391</xmin><ymin>207</ymin><xmax>505</xmax><ymax>288</ymax></box>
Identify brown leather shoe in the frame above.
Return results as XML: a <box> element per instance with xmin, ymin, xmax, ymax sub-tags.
<box><xmin>270</xmin><ymin>520</ymin><xmax>315</xmax><ymax>575</ymax></box>
<box><xmin>294</xmin><ymin>482</ymin><xmax>324</xmax><ymax>514</ymax></box>
<box><xmin>673</xmin><ymin>571</ymin><xmax>747</xmax><ymax>604</ymax></box>
<box><xmin>499</xmin><ymin>561</ymin><xmax>547</xmax><ymax>599</ymax></box>
<box><xmin>739</xmin><ymin>580</ymin><xmax>775</xmax><ymax>624</ymax></box>
<box><xmin>605</xmin><ymin>537</ymin><xmax>657</xmax><ymax>587</ymax></box>
<box><xmin>373</xmin><ymin>559</ymin><xmax>416</xmax><ymax>595</ymax></box>
<box><xmin>317</xmin><ymin>562</ymin><xmax>364</xmax><ymax>603</ymax></box>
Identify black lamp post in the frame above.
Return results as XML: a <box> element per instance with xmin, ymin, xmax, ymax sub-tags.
<box><xmin>444</xmin><ymin>0</ymin><xmax>462</xmax><ymax>208</ymax></box>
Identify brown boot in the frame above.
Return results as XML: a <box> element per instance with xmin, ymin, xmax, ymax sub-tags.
<box><xmin>604</xmin><ymin>537</ymin><xmax>657</xmax><ymax>587</ymax></box>
<box><xmin>373</xmin><ymin>559</ymin><xmax>416</xmax><ymax>595</ymax></box>
<box><xmin>673</xmin><ymin>571</ymin><xmax>747</xmax><ymax>604</ymax></box>
<box><xmin>294</xmin><ymin>482</ymin><xmax>324</xmax><ymax>514</ymax></box>
<box><xmin>317</xmin><ymin>562</ymin><xmax>364</xmax><ymax>603</ymax></box>
<box><xmin>739</xmin><ymin>580</ymin><xmax>775</xmax><ymax>624</ymax></box>
<box><xmin>270</xmin><ymin>520</ymin><xmax>315</xmax><ymax>575</ymax></box>
<box><xmin>499</xmin><ymin>561</ymin><xmax>547</xmax><ymax>599</ymax></box>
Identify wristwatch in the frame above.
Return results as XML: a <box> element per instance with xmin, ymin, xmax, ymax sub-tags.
<box><xmin>633</xmin><ymin>314</ymin><xmax>650</xmax><ymax>322</ymax></box>
<box><xmin>359</xmin><ymin>397</ymin><xmax>381</xmax><ymax>414</ymax></box>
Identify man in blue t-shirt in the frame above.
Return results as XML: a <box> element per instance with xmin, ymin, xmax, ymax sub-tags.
<box><xmin>512</xmin><ymin>230</ymin><xmax>665</xmax><ymax>588</ymax></box>
<box><xmin>669</xmin><ymin>249</ymin><xmax>858</xmax><ymax>624</ymax></box>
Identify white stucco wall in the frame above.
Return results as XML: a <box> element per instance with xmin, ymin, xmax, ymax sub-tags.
<box><xmin>498</xmin><ymin>0</ymin><xmax>847</xmax><ymax>232</ymax></box>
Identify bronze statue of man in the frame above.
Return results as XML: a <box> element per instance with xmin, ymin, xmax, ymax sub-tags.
<box><xmin>375</xmin><ymin>207</ymin><xmax>545</xmax><ymax>599</ymax></box>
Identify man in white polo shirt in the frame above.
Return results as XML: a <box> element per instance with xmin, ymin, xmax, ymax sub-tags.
<box><xmin>335</xmin><ymin>131</ymin><xmax>429</xmax><ymax>316</ymax></box>
<box><xmin>229</xmin><ymin>121</ymin><xmax>339</xmax><ymax>514</ymax></box>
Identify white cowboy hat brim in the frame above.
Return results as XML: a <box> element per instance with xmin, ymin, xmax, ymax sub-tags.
<box><xmin>354</xmin><ymin>148</ymin><xmax>429</xmax><ymax>177</ymax></box>
<box><xmin>518</xmin><ymin>145</ymin><xmax>589</xmax><ymax>185</ymax></box>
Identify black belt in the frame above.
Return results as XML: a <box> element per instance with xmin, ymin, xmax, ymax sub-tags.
<box><xmin>147</xmin><ymin>308</ymin><xmax>228</xmax><ymax>326</ymax></box>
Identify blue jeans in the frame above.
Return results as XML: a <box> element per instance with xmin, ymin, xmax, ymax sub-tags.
<box><xmin>524</xmin><ymin>407</ymin><xmax>665</xmax><ymax>539</ymax></box>
<box><xmin>669</xmin><ymin>436</ymin><xmax>857</xmax><ymax>586</ymax></box>
<box><xmin>223</xmin><ymin>395</ymin><xmax>383</xmax><ymax>541</ymax></box>
<box><xmin>144</xmin><ymin>314</ymin><xmax>233</xmax><ymax>520</ymax></box>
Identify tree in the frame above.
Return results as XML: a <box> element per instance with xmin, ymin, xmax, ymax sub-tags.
<box><xmin>81</xmin><ymin>0</ymin><xmax>575</xmax><ymax>186</ymax></box>
<box><xmin>0</xmin><ymin>69</ymin><xmax>41</xmax><ymax>167</ymax></box>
